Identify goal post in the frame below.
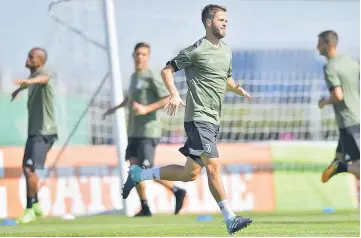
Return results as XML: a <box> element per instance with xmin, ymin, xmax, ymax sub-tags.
<box><xmin>102</xmin><ymin>0</ymin><xmax>129</xmax><ymax>215</ymax></box>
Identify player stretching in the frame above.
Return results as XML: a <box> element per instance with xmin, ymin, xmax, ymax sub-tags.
<box><xmin>104</xmin><ymin>42</ymin><xmax>187</xmax><ymax>216</ymax></box>
<box><xmin>317</xmin><ymin>30</ymin><xmax>360</xmax><ymax>182</ymax></box>
<box><xmin>11</xmin><ymin>48</ymin><xmax>58</xmax><ymax>223</ymax></box>
<box><xmin>122</xmin><ymin>5</ymin><xmax>253</xmax><ymax>234</ymax></box>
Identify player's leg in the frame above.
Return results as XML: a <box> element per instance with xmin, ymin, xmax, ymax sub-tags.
<box><xmin>154</xmin><ymin>180</ymin><xmax>173</xmax><ymax>189</ymax></box>
<box><xmin>200</xmin><ymin>154</ymin><xmax>227</xmax><ymax>208</ymax></box>
<box><xmin>127</xmin><ymin>122</ymin><xmax>204</xmax><ymax>185</ymax></box>
<box><xmin>17</xmin><ymin>136</ymin><xmax>38</xmax><ymax>223</ymax></box>
<box><xmin>321</xmin><ymin>151</ymin><xmax>345</xmax><ymax>183</ymax></box>
<box><xmin>153</xmin><ymin>179</ymin><xmax>187</xmax><ymax>214</ymax></box>
<box><xmin>18</xmin><ymin>135</ymin><xmax>55</xmax><ymax>223</ymax></box>
<box><xmin>345</xmin><ymin>125</ymin><xmax>360</xmax><ymax>179</ymax></box>
<box><xmin>192</xmin><ymin>122</ymin><xmax>251</xmax><ymax>234</ymax></box>
<box><xmin>122</xmin><ymin>156</ymin><xmax>202</xmax><ymax>199</ymax></box>
<box><xmin>203</xmin><ymin>156</ymin><xmax>252</xmax><ymax>235</ymax></box>
<box><xmin>125</xmin><ymin>138</ymin><xmax>152</xmax><ymax>216</ymax></box>
<box><xmin>347</xmin><ymin>161</ymin><xmax>360</xmax><ymax>179</ymax></box>
<box><xmin>141</xmin><ymin>138</ymin><xmax>187</xmax><ymax>214</ymax></box>
<box><xmin>154</xmin><ymin>179</ymin><xmax>185</xmax><ymax>197</ymax></box>
<box><xmin>128</xmin><ymin>157</ymin><xmax>152</xmax><ymax>217</ymax></box>
<box><xmin>322</xmin><ymin>126</ymin><xmax>360</xmax><ymax>182</ymax></box>
<box><xmin>136</xmin><ymin>157</ymin><xmax>202</xmax><ymax>182</ymax></box>
<box><xmin>201</xmin><ymin>154</ymin><xmax>252</xmax><ymax>233</ymax></box>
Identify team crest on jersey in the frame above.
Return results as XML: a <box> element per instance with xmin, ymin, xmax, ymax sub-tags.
<box><xmin>136</xmin><ymin>79</ymin><xmax>142</xmax><ymax>89</ymax></box>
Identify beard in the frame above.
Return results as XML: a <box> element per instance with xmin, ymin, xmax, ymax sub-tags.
<box><xmin>212</xmin><ymin>26</ymin><xmax>225</xmax><ymax>39</ymax></box>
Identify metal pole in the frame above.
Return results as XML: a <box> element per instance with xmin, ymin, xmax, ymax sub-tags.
<box><xmin>103</xmin><ymin>0</ymin><xmax>129</xmax><ymax>215</ymax></box>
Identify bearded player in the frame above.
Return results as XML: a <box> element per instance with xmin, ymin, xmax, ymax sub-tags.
<box><xmin>122</xmin><ymin>5</ymin><xmax>253</xmax><ymax>235</ymax></box>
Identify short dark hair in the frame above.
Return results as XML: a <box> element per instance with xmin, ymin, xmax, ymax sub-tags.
<box><xmin>318</xmin><ymin>30</ymin><xmax>338</xmax><ymax>46</ymax></box>
<box><xmin>31</xmin><ymin>47</ymin><xmax>48</xmax><ymax>64</ymax></box>
<box><xmin>134</xmin><ymin>42</ymin><xmax>150</xmax><ymax>52</ymax></box>
<box><xmin>201</xmin><ymin>4</ymin><xmax>227</xmax><ymax>27</ymax></box>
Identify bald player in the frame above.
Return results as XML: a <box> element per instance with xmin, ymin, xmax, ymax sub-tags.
<box><xmin>11</xmin><ymin>47</ymin><xmax>58</xmax><ymax>224</ymax></box>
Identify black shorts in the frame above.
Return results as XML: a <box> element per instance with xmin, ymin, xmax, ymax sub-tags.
<box><xmin>179</xmin><ymin>121</ymin><xmax>219</xmax><ymax>166</ymax></box>
<box><xmin>23</xmin><ymin>134</ymin><xmax>57</xmax><ymax>170</ymax></box>
<box><xmin>125</xmin><ymin>138</ymin><xmax>160</xmax><ymax>168</ymax></box>
<box><xmin>336</xmin><ymin>124</ymin><xmax>360</xmax><ymax>162</ymax></box>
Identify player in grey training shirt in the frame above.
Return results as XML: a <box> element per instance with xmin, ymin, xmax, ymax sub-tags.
<box><xmin>317</xmin><ymin>30</ymin><xmax>360</xmax><ymax>183</ymax></box>
<box><xmin>122</xmin><ymin>5</ymin><xmax>253</xmax><ymax>235</ymax></box>
<box><xmin>11</xmin><ymin>48</ymin><xmax>58</xmax><ymax>224</ymax></box>
<box><xmin>104</xmin><ymin>43</ymin><xmax>186</xmax><ymax>216</ymax></box>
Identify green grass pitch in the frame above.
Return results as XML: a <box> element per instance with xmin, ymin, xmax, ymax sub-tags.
<box><xmin>0</xmin><ymin>210</ymin><xmax>359</xmax><ymax>237</ymax></box>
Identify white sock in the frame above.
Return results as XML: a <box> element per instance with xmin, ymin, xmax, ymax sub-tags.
<box><xmin>140</xmin><ymin>167</ymin><xmax>160</xmax><ymax>181</ymax></box>
<box><xmin>218</xmin><ymin>200</ymin><xmax>236</xmax><ymax>221</ymax></box>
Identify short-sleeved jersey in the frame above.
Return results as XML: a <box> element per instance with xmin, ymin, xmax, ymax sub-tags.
<box><xmin>27</xmin><ymin>67</ymin><xmax>58</xmax><ymax>136</ymax></box>
<box><xmin>323</xmin><ymin>54</ymin><xmax>360</xmax><ymax>129</ymax></box>
<box><xmin>127</xmin><ymin>68</ymin><xmax>169</xmax><ymax>138</ymax></box>
<box><xmin>167</xmin><ymin>38</ymin><xmax>232</xmax><ymax>125</ymax></box>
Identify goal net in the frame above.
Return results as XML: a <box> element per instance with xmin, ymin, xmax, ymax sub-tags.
<box><xmin>164</xmin><ymin>50</ymin><xmax>339</xmax><ymax>144</ymax></box>
<box><xmin>47</xmin><ymin>0</ymin><xmax>113</xmax><ymax>146</ymax></box>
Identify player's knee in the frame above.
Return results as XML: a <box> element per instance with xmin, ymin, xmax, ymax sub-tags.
<box><xmin>335</xmin><ymin>152</ymin><xmax>345</xmax><ymax>160</ymax></box>
<box><xmin>23</xmin><ymin>165</ymin><xmax>34</xmax><ymax>176</ymax></box>
<box><xmin>205</xmin><ymin>162</ymin><xmax>221</xmax><ymax>179</ymax></box>
<box><xmin>128</xmin><ymin>157</ymin><xmax>140</xmax><ymax>166</ymax></box>
<box><xmin>183</xmin><ymin>169</ymin><xmax>199</xmax><ymax>182</ymax></box>
<box><xmin>189</xmin><ymin>170</ymin><xmax>199</xmax><ymax>181</ymax></box>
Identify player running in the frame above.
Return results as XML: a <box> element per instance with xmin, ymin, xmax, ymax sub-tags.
<box><xmin>122</xmin><ymin>5</ymin><xmax>253</xmax><ymax>235</ymax></box>
<box><xmin>103</xmin><ymin>42</ymin><xmax>187</xmax><ymax>216</ymax></box>
<box><xmin>317</xmin><ymin>30</ymin><xmax>360</xmax><ymax>182</ymax></box>
<box><xmin>11</xmin><ymin>48</ymin><xmax>58</xmax><ymax>223</ymax></box>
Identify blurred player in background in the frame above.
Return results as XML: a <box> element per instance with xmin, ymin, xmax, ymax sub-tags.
<box><xmin>122</xmin><ymin>5</ymin><xmax>252</xmax><ymax>235</ymax></box>
<box><xmin>317</xmin><ymin>30</ymin><xmax>360</xmax><ymax>182</ymax></box>
<box><xmin>103</xmin><ymin>42</ymin><xmax>187</xmax><ymax>216</ymax></box>
<box><xmin>11</xmin><ymin>48</ymin><xmax>58</xmax><ymax>223</ymax></box>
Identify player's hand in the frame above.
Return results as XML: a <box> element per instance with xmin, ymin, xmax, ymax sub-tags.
<box><xmin>164</xmin><ymin>93</ymin><xmax>185</xmax><ymax>116</ymax></box>
<box><xmin>103</xmin><ymin>107</ymin><xmax>117</xmax><ymax>120</ymax></box>
<box><xmin>13</xmin><ymin>79</ymin><xmax>27</xmax><ymax>86</ymax></box>
<box><xmin>133</xmin><ymin>102</ymin><xmax>149</xmax><ymax>116</ymax></box>
<box><xmin>234</xmin><ymin>84</ymin><xmax>252</xmax><ymax>100</ymax></box>
<box><xmin>10</xmin><ymin>89</ymin><xmax>20</xmax><ymax>102</ymax></box>
<box><xmin>318</xmin><ymin>98</ymin><xmax>327</xmax><ymax>109</ymax></box>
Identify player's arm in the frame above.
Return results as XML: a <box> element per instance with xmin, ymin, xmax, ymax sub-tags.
<box><xmin>226</xmin><ymin>77</ymin><xmax>252</xmax><ymax>99</ymax></box>
<box><xmin>133</xmin><ymin>73</ymin><xmax>172</xmax><ymax>115</ymax></box>
<box><xmin>145</xmin><ymin>96</ymin><xmax>171</xmax><ymax>112</ymax></box>
<box><xmin>11</xmin><ymin>74</ymin><xmax>49</xmax><ymax>101</ymax></box>
<box><xmin>161</xmin><ymin>65</ymin><xmax>179</xmax><ymax>96</ymax></box>
<box><xmin>13</xmin><ymin>74</ymin><xmax>49</xmax><ymax>86</ymax></box>
<box><xmin>319</xmin><ymin>88</ymin><xmax>343</xmax><ymax>108</ymax></box>
<box><xmin>161</xmin><ymin>65</ymin><xmax>185</xmax><ymax>116</ymax></box>
<box><xmin>12</xmin><ymin>71</ymin><xmax>52</xmax><ymax>101</ymax></box>
<box><xmin>319</xmin><ymin>66</ymin><xmax>343</xmax><ymax>108</ymax></box>
<box><xmin>103</xmin><ymin>96</ymin><xmax>129</xmax><ymax>119</ymax></box>
<box><xmin>225</xmin><ymin>53</ymin><xmax>251</xmax><ymax>99</ymax></box>
<box><xmin>10</xmin><ymin>83</ymin><xmax>28</xmax><ymax>102</ymax></box>
<box><xmin>162</xmin><ymin>47</ymin><xmax>194</xmax><ymax>116</ymax></box>
<box><xmin>133</xmin><ymin>96</ymin><xmax>170</xmax><ymax>116</ymax></box>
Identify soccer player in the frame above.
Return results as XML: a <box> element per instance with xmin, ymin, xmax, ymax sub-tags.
<box><xmin>11</xmin><ymin>48</ymin><xmax>58</xmax><ymax>223</ymax></box>
<box><xmin>122</xmin><ymin>5</ymin><xmax>253</xmax><ymax>234</ymax></box>
<box><xmin>103</xmin><ymin>42</ymin><xmax>187</xmax><ymax>216</ymax></box>
<box><xmin>317</xmin><ymin>30</ymin><xmax>360</xmax><ymax>182</ymax></box>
